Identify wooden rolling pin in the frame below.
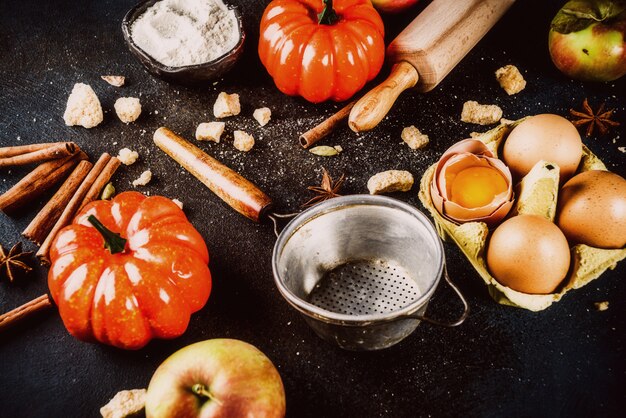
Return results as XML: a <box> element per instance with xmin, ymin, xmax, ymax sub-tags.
<box><xmin>349</xmin><ymin>0</ymin><xmax>515</xmax><ymax>132</ymax></box>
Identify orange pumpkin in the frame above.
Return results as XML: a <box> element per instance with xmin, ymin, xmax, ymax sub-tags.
<box><xmin>259</xmin><ymin>0</ymin><xmax>385</xmax><ymax>103</ymax></box>
<box><xmin>48</xmin><ymin>192</ymin><xmax>211</xmax><ymax>350</ymax></box>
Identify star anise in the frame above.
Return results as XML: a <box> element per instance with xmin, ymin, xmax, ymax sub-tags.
<box><xmin>569</xmin><ymin>98</ymin><xmax>620</xmax><ymax>137</ymax></box>
<box><xmin>302</xmin><ymin>167</ymin><xmax>345</xmax><ymax>208</ymax></box>
<box><xmin>0</xmin><ymin>242</ymin><xmax>33</xmax><ymax>283</ymax></box>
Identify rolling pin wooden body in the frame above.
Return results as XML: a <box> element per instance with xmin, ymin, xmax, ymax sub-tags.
<box><xmin>154</xmin><ymin>127</ymin><xmax>272</xmax><ymax>222</ymax></box>
<box><xmin>349</xmin><ymin>0</ymin><xmax>515</xmax><ymax>132</ymax></box>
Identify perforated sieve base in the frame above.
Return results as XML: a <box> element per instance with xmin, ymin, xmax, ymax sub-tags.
<box><xmin>307</xmin><ymin>260</ymin><xmax>421</xmax><ymax>316</ymax></box>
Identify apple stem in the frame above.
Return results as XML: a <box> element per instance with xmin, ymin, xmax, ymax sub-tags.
<box><xmin>191</xmin><ymin>384</ymin><xmax>223</xmax><ymax>406</ymax></box>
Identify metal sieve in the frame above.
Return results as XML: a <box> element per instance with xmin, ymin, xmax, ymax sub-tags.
<box><xmin>154</xmin><ymin>129</ymin><xmax>469</xmax><ymax>351</ymax></box>
<box><xmin>272</xmin><ymin>195</ymin><xmax>468</xmax><ymax>351</ymax></box>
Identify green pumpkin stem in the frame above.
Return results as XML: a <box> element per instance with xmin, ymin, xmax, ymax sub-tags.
<box><xmin>87</xmin><ymin>215</ymin><xmax>127</xmax><ymax>255</ymax></box>
<box><xmin>191</xmin><ymin>384</ymin><xmax>223</xmax><ymax>405</ymax></box>
<box><xmin>318</xmin><ymin>0</ymin><xmax>339</xmax><ymax>25</ymax></box>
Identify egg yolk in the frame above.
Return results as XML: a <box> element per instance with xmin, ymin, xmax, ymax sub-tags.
<box><xmin>449</xmin><ymin>166</ymin><xmax>508</xmax><ymax>208</ymax></box>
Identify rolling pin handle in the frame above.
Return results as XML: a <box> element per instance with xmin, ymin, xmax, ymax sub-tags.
<box><xmin>348</xmin><ymin>62</ymin><xmax>419</xmax><ymax>133</ymax></box>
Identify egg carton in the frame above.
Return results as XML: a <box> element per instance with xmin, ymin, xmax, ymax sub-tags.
<box><xmin>419</xmin><ymin>120</ymin><xmax>626</xmax><ymax>311</ymax></box>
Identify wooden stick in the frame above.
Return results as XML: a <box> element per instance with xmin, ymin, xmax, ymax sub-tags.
<box><xmin>0</xmin><ymin>151</ymin><xmax>87</xmax><ymax>214</ymax></box>
<box><xmin>37</xmin><ymin>153</ymin><xmax>111</xmax><ymax>265</ymax></box>
<box><xmin>0</xmin><ymin>143</ymin><xmax>59</xmax><ymax>158</ymax></box>
<box><xmin>0</xmin><ymin>294</ymin><xmax>53</xmax><ymax>333</ymax></box>
<box><xmin>300</xmin><ymin>100</ymin><xmax>356</xmax><ymax>148</ymax></box>
<box><xmin>79</xmin><ymin>157</ymin><xmax>121</xmax><ymax>210</ymax></box>
<box><xmin>0</xmin><ymin>142</ymin><xmax>77</xmax><ymax>168</ymax></box>
<box><xmin>22</xmin><ymin>160</ymin><xmax>94</xmax><ymax>245</ymax></box>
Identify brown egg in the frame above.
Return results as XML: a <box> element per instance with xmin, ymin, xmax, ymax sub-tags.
<box><xmin>486</xmin><ymin>215</ymin><xmax>571</xmax><ymax>294</ymax></box>
<box><xmin>502</xmin><ymin>114</ymin><xmax>582</xmax><ymax>182</ymax></box>
<box><xmin>556</xmin><ymin>170</ymin><xmax>626</xmax><ymax>249</ymax></box>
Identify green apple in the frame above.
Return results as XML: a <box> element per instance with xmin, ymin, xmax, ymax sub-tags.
<box><xmin>145</xmin><ymin>339</ymin><xmax>286</xmax><ymax>418</ymax></box>
<box><xmin>548</xmin><ymin>0</ymin><xmax>626</xmax><ymax>82</ymax></box>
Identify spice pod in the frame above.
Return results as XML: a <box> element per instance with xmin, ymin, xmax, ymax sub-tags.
<box><xmin>419</xmin><ymin>121</ymin><xmax>626</xmax><ymax>311</ymax></box>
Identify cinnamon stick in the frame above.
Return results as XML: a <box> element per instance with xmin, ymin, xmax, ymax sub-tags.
<box><xmin>37</xmin><ymin>153</ymin><xmax>112</xmax><ymax>265</ymax></box>
<box><xmin>0</xmin><ymin>151</ymin><xmax>87</xmax><ymax>214</ymax></box>
<box><xmin>0</xmin><ymin>294</ymin><xmax>53</xmax><ymax>333</ymax></box>
<box><xmin>22</xmin><ymin>160</ymin><xmax>94</xmax><ymax>245</ymax></box>
<box><xmin>0</xmin><ymin>143</ymin><xmax>59</xmax><ymax>158</ymax></box>
<box><xmin>154</xmin><ymin>127</ymin><xmax>273</xmax><ymax>223</ymax></box>
<box><xmin>79</xmin><ymin>157</ymin><xmax>121</xmax><ymax>209</ymax></box>
<box><xmin>300</xmin><ymin>100</ymin><xmax>356</xmax><ymax>148</ymax></box>
<box><xmin>0</xmin><ymin>142</ymin><xmax>77</xmax><ymax>168</ymax></box>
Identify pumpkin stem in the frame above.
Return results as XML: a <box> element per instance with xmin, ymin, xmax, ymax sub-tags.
<box><xmin>318</xmin><ymin>0</ymin><xmax>339</xmax><ymax>25</ymax></box>
<box><xmin>87</xmin><ymin>215</ymin><xmax>127</xmax><ymax>255</ymax></box>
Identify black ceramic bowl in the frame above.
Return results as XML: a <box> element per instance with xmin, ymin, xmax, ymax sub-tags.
<box><xmin>121</xmin><ymin>0</ymin><xmax>245</xmax><ymax>86</ymax></box>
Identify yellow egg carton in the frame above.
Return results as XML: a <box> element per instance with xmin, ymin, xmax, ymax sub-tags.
<box><xmin>419</xmin><ymin>120</ymin><xmax>626</xmax><ymax>311</ymax></box>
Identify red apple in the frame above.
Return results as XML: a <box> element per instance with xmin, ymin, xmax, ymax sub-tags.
<box><xmin>145</xmin><ymin>339</ymin><xmax>286</xmax><ymax>418</ymax></box>
<box><xmin>548</xmin><ymin>0</ymin><xmax>626</xmax><ymax>82</ymax></box>
<box><xmin>370</xmin><ymin>0</ymin><xmax>419</xmax><ymax>13</ymax></box>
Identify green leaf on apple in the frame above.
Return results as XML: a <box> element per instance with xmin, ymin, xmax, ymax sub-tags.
<box><xmin>552</xmin><ymin>0</ymin><xmax>626</xmax><ymax>34</ymax></box>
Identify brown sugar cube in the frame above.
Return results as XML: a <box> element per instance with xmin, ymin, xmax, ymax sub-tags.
<box><xmin>401</xmin><ymin>126</ymin><xmax>429</xmax><ymax>150</ymax></box>
<box><xmin>461</xmin><ymin>101</ymin><xmax>503</xmax><ymax>125</ymax></box>
<box><xmin>100</xmin><ymin>389</ymin><xmax>146</xmax><ymax>418</ymax></box>
<box><xmin>367</xmin><ymin>170</ymin><xmax>414</xmax><ymax>195</ymax></box>
<box><xmin>495</xmin><ymin>65</ymin><xmax>526</xmax><ymax>95</ymax></box>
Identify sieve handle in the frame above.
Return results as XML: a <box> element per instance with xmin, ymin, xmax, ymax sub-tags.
<box><xmin>405</xmin><ymin>265</ymin><xmax>469</xmax><ymax>327</ymax></box>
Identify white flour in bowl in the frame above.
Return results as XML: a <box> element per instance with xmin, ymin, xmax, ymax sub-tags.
<box><xmin>130</xmin><ymin>0</ymin><xmax>240</xmax><ymax>67</ymax></box>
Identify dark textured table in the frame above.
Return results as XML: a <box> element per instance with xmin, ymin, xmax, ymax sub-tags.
<box><xmin>1</xmin><ymin>1</ymin><xmax>625</xmax><ymax>417</ymax></box>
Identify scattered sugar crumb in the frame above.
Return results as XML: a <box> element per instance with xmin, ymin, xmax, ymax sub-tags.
<box><xmin>101</xmin><ymin>75</ymin><xmax>125</xmax><ymax>87</ymax></box>
<box><xmin>253</xmin><ymin>107</ymin><xmax>272</xmax><ymax>126</ymax></box>
<box><xmin>214</xmin><ymin>92</ymin><xmax>240</xmax><ymax>118</ymax></box>
<box><xmin>117</xmin><ymin>148</ymin><xmax>139</xmax><ymax>165</ymax></box>
<box><xmin>233</xmin><ymin>130</ymin><xmax>254</xmax><ymax>152</ymax></box>
<box><xmin>594</xmin><ymin>301</ymin><xmax>609</xmax><ymax>311</ymax></box>
<box><xmin>132</xmin><ymin>170</ymin><xmax>152</xmax><ymax>187</ymax></box>
<box><xmin>63</xmin><ymin>83</ymin><xmax>103</xmax><ymax>128</ymax></box>
<box><xmin>114</xmin><ymin>97</ymin><xmax>141</xmax><ymax>123</ymax></box>
<box><xmin>196</xmin><ymin>122</ymin><xmax>225</xmax><ymax>143</ymax></box>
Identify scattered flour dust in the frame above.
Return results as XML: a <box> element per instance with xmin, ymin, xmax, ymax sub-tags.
<box><xmin>130</xmin><ymin>0</ymin><xmax>239</xmax><ymax>67</ymax></box>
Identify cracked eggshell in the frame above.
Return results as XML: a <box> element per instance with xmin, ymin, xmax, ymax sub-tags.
<box><xmin>433</xmin><ymin>139</ymin><xmax>494</xmax><ymax>189</ymax></box>
<box><xmin>431</xmin><ymin>138</ymin><xmax>514</xmax><ymax>227</ymax></box>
